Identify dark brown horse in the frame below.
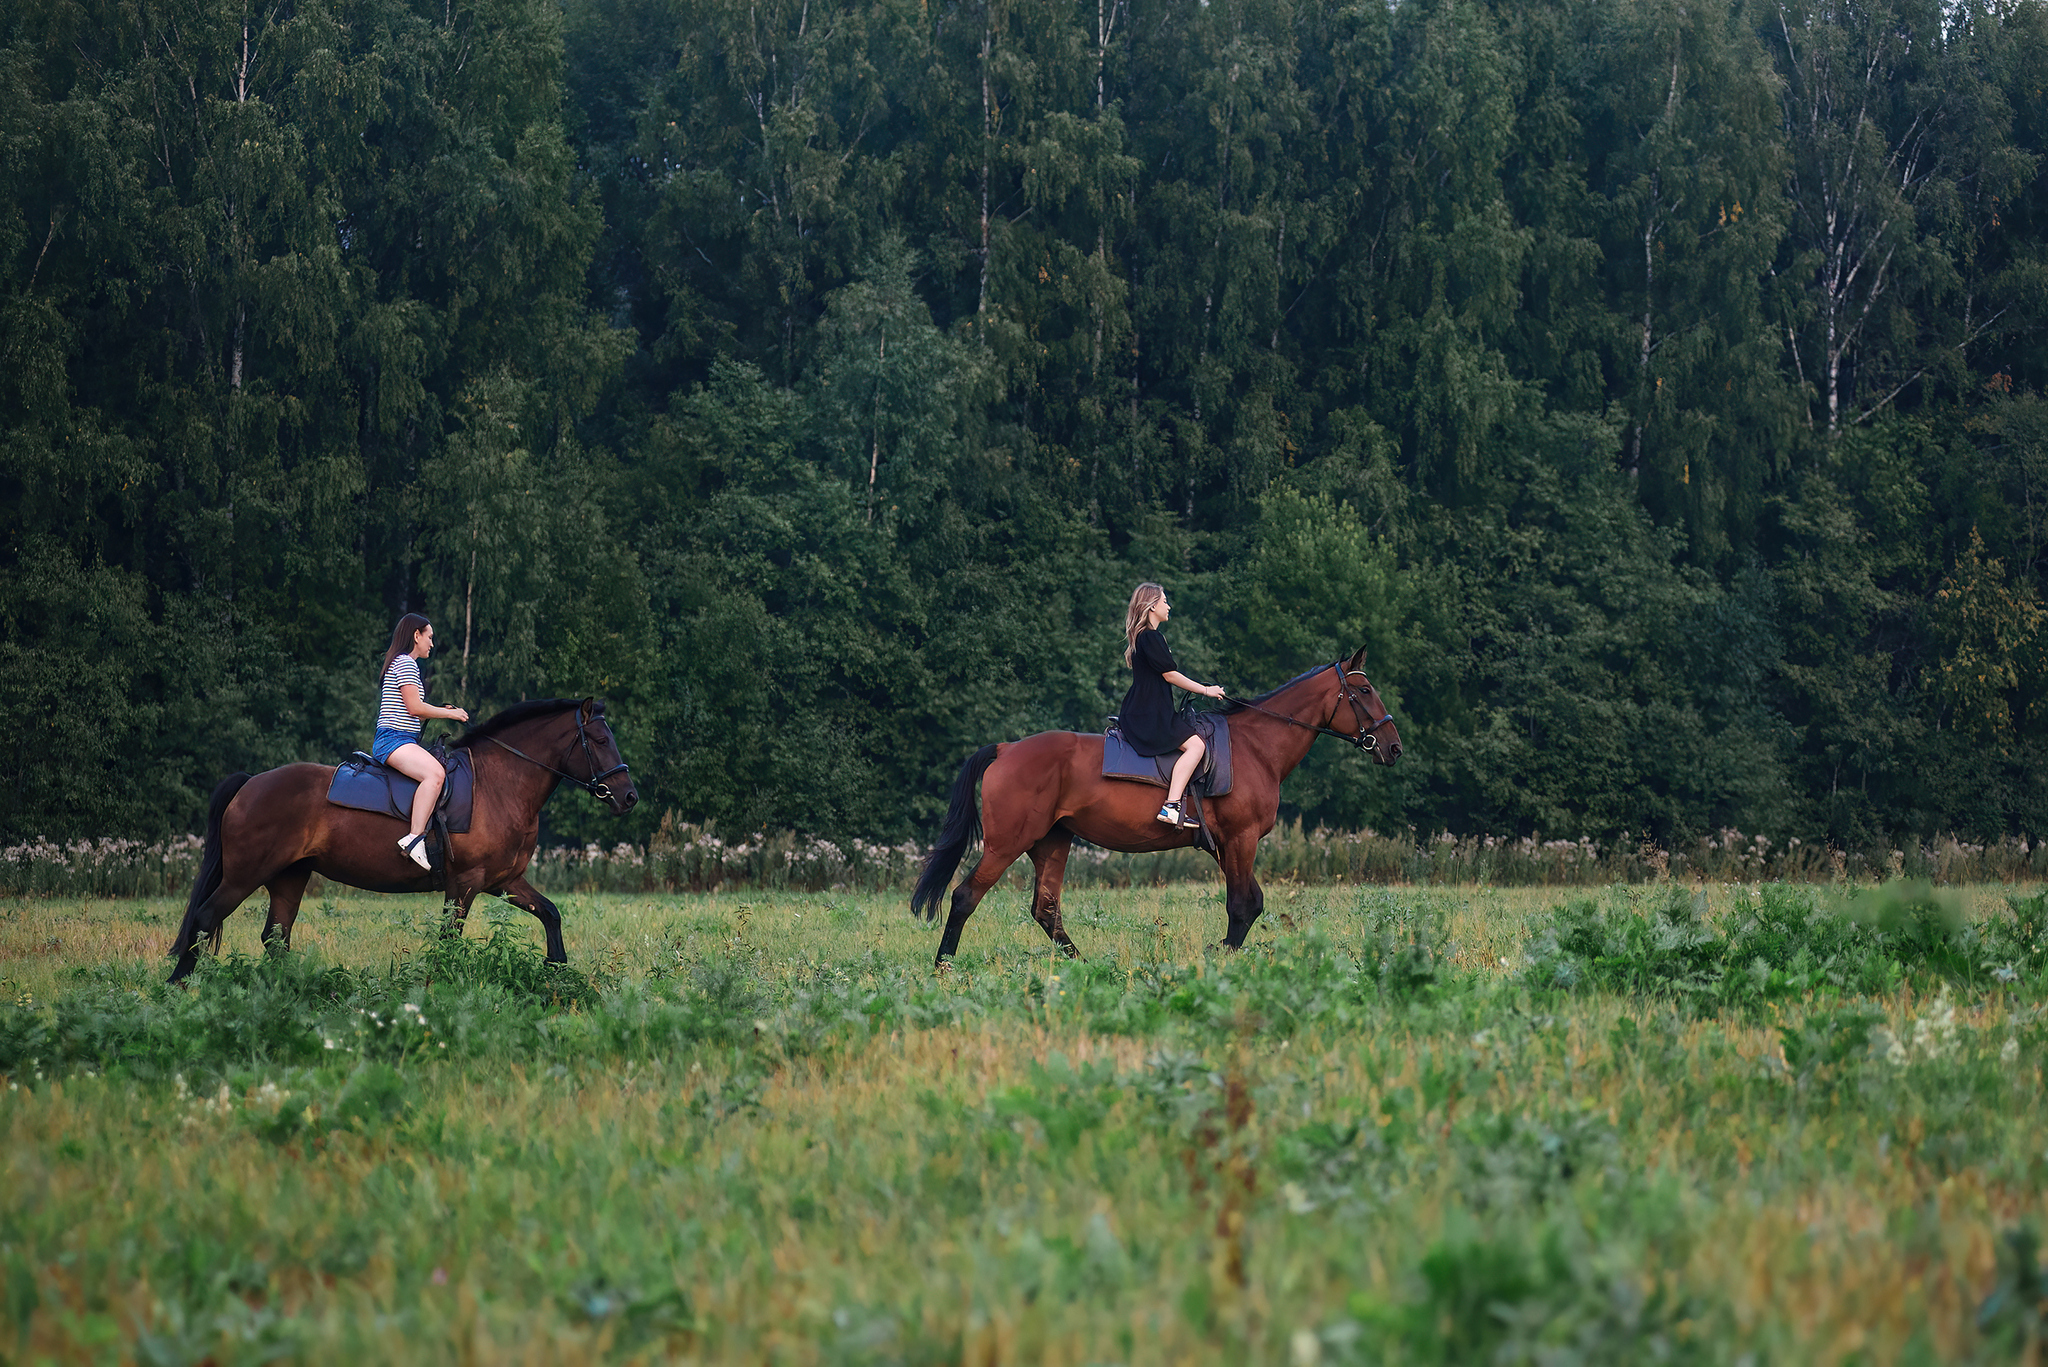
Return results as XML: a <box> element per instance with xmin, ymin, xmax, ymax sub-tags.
<box><xmin>168</xmin><ymin>699</ymin><xmax>637</xmax><ymax>981</ymax></box>
<box><xmin>911</xmin><ymin>648</ymin><xmax>1402</xmax><ymax>963</ymax></box>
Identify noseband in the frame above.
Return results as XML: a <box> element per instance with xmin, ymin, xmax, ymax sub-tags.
<box><xmin>1333</xmin><ymin>667</ymin><xmax>1398</xmax><ymax>754</ymax></box>
<box><xmin>478</xmin><ymin>700</ymin><xmax>632</xmax><ymax>802</ymax></box>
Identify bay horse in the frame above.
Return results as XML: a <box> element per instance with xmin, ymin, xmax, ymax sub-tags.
<box><xmin>168</xmin><ymin>699</ymin><xmax>636</xmax><ymax>981</ymax></box>
<box><xmin>911</xmin><ymin>647</ymin><xmax>1401</xmax><ymax>964</ymax></box>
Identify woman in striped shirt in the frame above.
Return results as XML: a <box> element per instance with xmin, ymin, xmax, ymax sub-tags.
<box><xmin>374</xmin><ymin>613</ymin><xmax>471</xmax><ymax>870</ymax></box>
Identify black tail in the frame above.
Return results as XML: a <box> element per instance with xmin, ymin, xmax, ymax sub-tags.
<box><xmin>910</xmin><ymin>744</ymin><xmax>1001</xmax><ymax>921</ymax></box>
<box><xmin>168</xmin><ymin>772</ymin><xmax>251</xmax><ymax>979</ymax></box>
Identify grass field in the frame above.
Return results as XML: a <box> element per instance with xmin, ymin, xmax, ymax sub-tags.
<box><xmin>3</xmin><ymin>877</ymin><xmax>2047</xmax><ymax>1364</ymax></box>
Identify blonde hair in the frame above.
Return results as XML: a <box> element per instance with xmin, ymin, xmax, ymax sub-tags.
<box><xmin>1123</xmin><ymin>582</ymin><xmax>1166</xmax><ymax>666</ymax></box>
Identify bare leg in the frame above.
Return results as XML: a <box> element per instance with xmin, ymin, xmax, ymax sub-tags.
<box><xmin>1026</xmin><ymin>830</ymin><xmax>1081</xmax><ymax>958</ymax></box>
<box><xmin>258</xmin><ymin>861</ymin><xmax>315</xmax><ymax>953</ymax></box>
<box><xmin>1165</xmin><ymin>733</ymin><xmax>1206</xmax><ymax>804</ymax></box>
<box><xmin>385</xmin><ymin>743</ymin><xmax>444</xmax><ymax>838</ymax></box>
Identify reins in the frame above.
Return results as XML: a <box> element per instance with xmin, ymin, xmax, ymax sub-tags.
<box><xmin>473</xmin><ymin>700</ymin><xmax>630</xmax><ymax>803</ymax></box>
<box><xmin>1222</xmin><ymin>663</ymin><xmax>1398</xmax><ymax>754</ymax></box>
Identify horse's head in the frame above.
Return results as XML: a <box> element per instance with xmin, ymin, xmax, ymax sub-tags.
<box><xmin>568</xmin><ymin>699</ymin><xmax>639</xmax><ymax>814</ymax></box>
<box><xmin>1336</xmin><ymin>646</ymin><xmax>1403</xmax><ymax>766</ymax></box>
<box><xmin>461</xmin><ymin>698</ymin><xmax>641</xmax><ymax>811</ymax></box>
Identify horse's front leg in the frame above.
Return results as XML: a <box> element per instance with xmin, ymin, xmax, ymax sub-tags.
<box><xmin>439</xmin><ymin>878</ymin><xmax>483</xmax><ymax>941</ymax></box>
<box><xmin>1220</xmin><ymin>834</ymin><xmax>1266</xmax><ymax>949</ymax></box>
<box><xmin>498</xmin><ymin>874</ymin><xmax>567</xmax><ymax>964</ymax></box>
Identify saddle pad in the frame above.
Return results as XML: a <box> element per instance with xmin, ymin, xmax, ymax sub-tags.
<box><xmin>1101</xmin><ymin>711</ymin><xmax>1233</xmax><ymax>796</ymax></box>
<box><xmin>326</xmin><ymin>749</ymin><xmax>474</xmax><ymax>833</ymax></box>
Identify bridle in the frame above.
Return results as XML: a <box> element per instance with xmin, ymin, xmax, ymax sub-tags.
<box><xmin>1225</xmin><ymin>663</ymin><xmax>1399</xmax><ymax>755</ymax></box>
<box><xmin>476</xmin><ymin>700</ymin><xmax>632</xmax><ymax>803</ymax></box>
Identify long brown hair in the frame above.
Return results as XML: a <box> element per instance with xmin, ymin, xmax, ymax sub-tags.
<box><xmin>380</xmin><ymin>613</ymin><xmax>431</xmax><ymax>682</ymax></box>
<box><xmin>1123</xmin><ymin>582</ymin><xmax>1165</xmax><ymax>666</ymax></box>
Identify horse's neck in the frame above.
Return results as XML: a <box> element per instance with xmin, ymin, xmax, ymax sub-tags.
<box><xmin>476</xmin><ymin>723</ymin><xmax>568</xmax><ymax>806</ymax></box>
<box><xmin>1239</xmin><ymin>672</ymin><xmax>1335</xmax><ymax>777</ymax></box>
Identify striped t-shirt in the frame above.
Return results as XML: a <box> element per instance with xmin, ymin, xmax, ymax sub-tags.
<box><xmin>377</xmin><ymin>655</ymin><xmax>425</xmax><ymax>735</ymax></box>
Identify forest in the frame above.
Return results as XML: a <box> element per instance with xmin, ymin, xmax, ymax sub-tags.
<box><xmin>3</xmin><ymin>0</ymin><xmax>2047</xmax><ymax>851</ymax></box>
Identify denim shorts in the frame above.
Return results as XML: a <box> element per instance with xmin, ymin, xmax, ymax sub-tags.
<box><xmin>371</xmin><ymin>726</ymin><xmax>422</xmax><ymax>764</ymax></box>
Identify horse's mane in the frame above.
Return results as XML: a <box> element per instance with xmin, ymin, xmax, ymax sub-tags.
<box><xmin>1220</xmin><ymin>663</ymin><xmax>1333</xmax><ymax>711</ymax></box>
<box><xmin>450</xmin><ymin>698</ymin><xmax>598</xmax><ymax>750</ymax></box>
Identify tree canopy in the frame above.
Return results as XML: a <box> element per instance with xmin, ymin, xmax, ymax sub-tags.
<box><xmin>5</xmin><ymin>0</ymin><xmax>2048</xmax><ymax>849</ymax></box>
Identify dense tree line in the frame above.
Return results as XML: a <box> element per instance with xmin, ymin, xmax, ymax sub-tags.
<box><xmin>4</xmin><ymin>0</ymin><xmax>2047</xmax><ymax>850</ymax></box>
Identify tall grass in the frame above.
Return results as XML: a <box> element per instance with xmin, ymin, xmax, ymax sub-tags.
<box><xmin>4</xmin><ymin>882</ymin><xmax>2048</xmax><ymax>1362</ymax></box>
<box><xmin>0</xmin><ymin>836</ymin><xmax>206</xmax><ymax>898</ymax></box>
<box><xmin>7</xmin><ymin>815</ymin><xmax>2046</xmax><ymax>898</ymax></box>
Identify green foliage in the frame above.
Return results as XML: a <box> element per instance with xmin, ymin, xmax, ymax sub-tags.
<box><xmin>1521</xmin><ymin>881</ymin><xmax>2048</xmax><ymax>1010</ymax></box>
<box><xmin>5</xmin><ymin>885</ymin><xmax>2048</xmax><ymax>1358</ymax></box>
<box><xmin>7</xmin><ymin>0</ymin><xmax>2048</xmax><ymax>854</ymax></box>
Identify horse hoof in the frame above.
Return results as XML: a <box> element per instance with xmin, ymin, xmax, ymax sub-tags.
<box><xmin>933</xmin><ymin>957</ymin><xmax>955</xmax><ymax>975</ymax></box>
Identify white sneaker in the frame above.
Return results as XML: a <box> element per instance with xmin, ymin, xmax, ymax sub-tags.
<box><xmin>398</xmin><ymin>834</ymin><xmax>431</xmax><ymax>870</ymax></box>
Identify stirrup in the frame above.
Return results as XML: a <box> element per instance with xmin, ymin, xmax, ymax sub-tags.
<box><xmin>1155</xmin><ymin>801</ymin><xmax>1183</xmax><ymax>826</ymax></box>
<box><xmin>398</xmin><ymin>833</ymin><xmax>432</xmax><ymax>870</ymax></box>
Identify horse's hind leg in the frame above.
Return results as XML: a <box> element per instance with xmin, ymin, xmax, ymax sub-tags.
<box><xmin>1026</xmin><ymin>830</ymin><xmax>1081</xmax><ymax>959</ymax></box>
<box><xmin>934</xmin><ymin>838</ymin><xmax>1031</xmax><ymax>965</ymax></box>
<box><xmin>169</xmin><ymin>876</ymin><xmax>263</xmax><ymax>981</ymax></box>
<box><xmin>259</xmin><ymin>861</ymin><xmax>315</xmax><ymax>955</ymax></box>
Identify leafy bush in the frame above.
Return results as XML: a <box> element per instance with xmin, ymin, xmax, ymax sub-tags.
<box><xmin>1523</xmin><ymin>883</ymin><xmax>2020</xmax><ymax>1011</ymax></box>
<box><xmin>1323</xmin><ymin>1225</ymin><xmax>1717</xmax><ymax>1365</ymax></box>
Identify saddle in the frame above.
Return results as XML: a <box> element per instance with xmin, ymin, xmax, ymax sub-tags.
<box><xmin>1103</xmin><ymin>710</ymin><xmax>1233</xmax><ymax>795</ymax></box>
<box><xmin>327</xmin><ymin>746</ymin><xmax>474</xmax><ymax>834</ymax></box>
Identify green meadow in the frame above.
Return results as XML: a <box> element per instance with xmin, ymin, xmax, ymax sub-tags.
<box><xmin>3</xmin><ymin>878</ymin><xmax>2046</xmax><ymax>1364</ymax></box>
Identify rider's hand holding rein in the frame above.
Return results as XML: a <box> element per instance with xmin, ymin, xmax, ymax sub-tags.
<box><xmin>1164</xmin><ymin>671</ymin><xmax>1225</xmax><ymax>701</ymax></box>
<box><xmin>401</xmin><ymin>661</ymin><xmax>470</xmax><ymax>725</ymax></box>
<box><xmin>1141</xmin><ymin>591</ymin><xmax>1226</xmax><ymax>701</ymax></box>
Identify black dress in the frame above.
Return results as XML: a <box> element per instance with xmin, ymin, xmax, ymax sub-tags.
<box><xmin>1120</xmin><ymin>628</ymin><xmax>1197</xmax><ymax>756</ymax></box>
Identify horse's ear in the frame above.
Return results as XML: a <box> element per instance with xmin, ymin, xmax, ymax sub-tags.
<box><xmin>1345</xmin><ymin>644</ymin><xmax>1369</xmax><ymax>673</ymax></box>
<box><xmin>583</xmin><ymin>696</ymin><xmax>602</xmax><ymax>715</ymax></box>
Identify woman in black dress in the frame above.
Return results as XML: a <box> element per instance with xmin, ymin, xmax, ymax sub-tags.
<box><xmin>1120</xmin><ymin>582</ymin><xmax>1226</xmax><ymax>827</ymax></box>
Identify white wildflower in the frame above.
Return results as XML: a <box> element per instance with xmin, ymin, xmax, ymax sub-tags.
<box><xmin>1910</xmin><ymin>994</ymin><xmax>1958</xmax><ymax>1060</ymax></box>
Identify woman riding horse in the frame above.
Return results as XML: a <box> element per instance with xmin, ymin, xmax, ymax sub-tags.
<box><xmin>1118</xmin><ymin>583</ymin><xmax>1226</xmax><ymax>829</ymax></box>
<box><xmin>374</xmin><ymin>614</ymin><xmax>470</xmax><ymax>869</ymax></box>
<box><xmin>913</xmin><ymin>647</ymin><xmax>1401</xmax><ymax>964</ymax></box>
<box><xmin>168</xmin><ymin>698</ymin><xmax>636</xmax><ymax>981</ymax></box>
